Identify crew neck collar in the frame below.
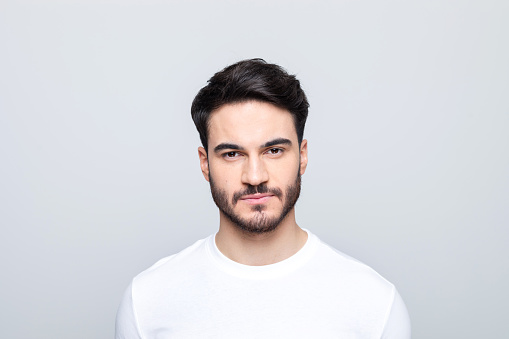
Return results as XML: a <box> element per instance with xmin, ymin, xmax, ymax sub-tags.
<box><xmin>206</xmin><ymin>229</ymin><xmax>318</xmax><ymax>280</ymax></box>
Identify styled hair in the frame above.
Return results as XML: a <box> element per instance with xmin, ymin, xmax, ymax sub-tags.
<box><xmin>191</xmin><ymin>58</ymin><xmax>309</xmax><ymax>152</ymax></box>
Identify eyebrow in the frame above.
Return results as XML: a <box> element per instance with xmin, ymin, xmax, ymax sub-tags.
<box><xmin>262</xmin><ymin>138</ymin><xmax>292</xmax><ymax>148</ymax></box>
<box><xmin>213</xmin><ymin>138</ymin><xmax>292</xmax><ymax>154</ymax></box>
<box><xmin>213</xmin><ymin>143</ymin><xmax>244</xmax><ymax>153</ymax></box>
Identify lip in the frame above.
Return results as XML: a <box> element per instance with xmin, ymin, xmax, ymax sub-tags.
<box><xmin>240</xmin><ymin>193</ymin><xmax>274</xmax><ymax>205</ymax></box>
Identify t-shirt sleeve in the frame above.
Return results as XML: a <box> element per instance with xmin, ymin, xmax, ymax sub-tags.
<box><xmin>115</xmin><ymin>282</ymin><xmax>143</xmax><ymax>339</ymax></box>
<box><xmin>381</xmin><ymin>288</ymin><xmax>411</xmax><ymax>339</ymax></box>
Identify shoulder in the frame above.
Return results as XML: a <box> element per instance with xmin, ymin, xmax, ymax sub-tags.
<box><xmin>308</xmin><ymin>233</ymin><xmax>396</xmax><ymax>305</ymax></box>
<box><xmin>315</xmin><ymin>235</ymin><xmax>393</xmax><ymax>282</ymax></box>
<box><xmin>132</xmin><ymin>236</ymin><xmax>211</xmax><ymax>291</ymax></box>
<box><xmin>300</xmin><ymin>232</ymin><xmax>409</xmax><ymax>336</ymax></box>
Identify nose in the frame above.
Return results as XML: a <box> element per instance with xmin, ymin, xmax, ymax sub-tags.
<box><xmin>241</xmin><ymin>156</ymin><xmax>269</xmax><ymax>186</ymax></box>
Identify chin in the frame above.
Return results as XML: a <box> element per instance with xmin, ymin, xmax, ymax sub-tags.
<box><xmin>227</xmin><ymin>208</ymin><xmax>290</xmax><ymax>234</ymax></box>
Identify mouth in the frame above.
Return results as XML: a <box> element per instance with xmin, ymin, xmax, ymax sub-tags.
<box><xmin>239</xmin><ymin>193</ymin><xmax>274</xmax><ymax>205</ymax></box>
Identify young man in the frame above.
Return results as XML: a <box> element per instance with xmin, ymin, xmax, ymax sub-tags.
<box><xmin>116</xmin><ymin>59</ymin><xmax>411</xmax><ymax>338</ymax></box>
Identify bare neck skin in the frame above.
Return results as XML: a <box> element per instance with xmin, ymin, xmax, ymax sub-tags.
<box><xmin>215</xmin><ymin>208</ymin><xmax>308</xmax><ymax>266</ymax></box>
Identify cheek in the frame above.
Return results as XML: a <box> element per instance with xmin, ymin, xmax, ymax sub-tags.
<box><xmin>210</xmin><ymin>159</ymin><xmax>241</xmax><ymax>180</ymax></box>
<box><xmin>210</xmin><ymin>165</ymin><xmax>235</xmax><ymax>190</ymax></box>
<box><xmin>268</xmin><ymin>158</ymin><xmax>300</xmax><ymax>181</ymax></box>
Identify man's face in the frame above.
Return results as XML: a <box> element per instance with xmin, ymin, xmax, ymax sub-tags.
<box><xmin>198</xmin><ymin>101</ymin><xmax>308</xmax><ymax>234</ymax></box>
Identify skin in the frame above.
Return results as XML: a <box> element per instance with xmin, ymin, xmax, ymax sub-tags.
<box><xmin>198</xmin><ymin>101</ymin><xmax>308</xmax><ymax>266</ymax></box>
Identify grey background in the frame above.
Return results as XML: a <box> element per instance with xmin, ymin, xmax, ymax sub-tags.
<box><xmin>1</xmin><ymin>0</ymin><xmax>507</xmax><ymax>338</ymax></box>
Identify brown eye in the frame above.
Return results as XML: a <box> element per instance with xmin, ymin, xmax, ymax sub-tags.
<box><xmin>267</xmin><ymin>148</ymin><xmax>283</xmax><ymax>155</ymax></box>
<box><xmin>224</xmin><ymin>151</ymin><xmax>239</xmax><ymax>159</ymax></box>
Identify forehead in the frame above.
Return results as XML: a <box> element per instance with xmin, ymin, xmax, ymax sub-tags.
<box><xmin>208</xmin><ymin>101</ymin><xmax>297</xmax><ymax>147</ymax></box>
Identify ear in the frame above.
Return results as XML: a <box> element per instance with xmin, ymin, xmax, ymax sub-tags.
<box><xmin>299</xmin><ymin>139</ymin><xmax>308</xmax><ymax>176</ymax></box>
<box><xmin>198</xmin><ymin>146</ymin><xmax>210</xmax><ymax>182</ymax></box>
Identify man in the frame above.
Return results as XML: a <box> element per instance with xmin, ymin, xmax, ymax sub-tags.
<box><xmin>116</xmin><ymin>59</ymin><xmax>411</xmax><ymax>338</ymax></box>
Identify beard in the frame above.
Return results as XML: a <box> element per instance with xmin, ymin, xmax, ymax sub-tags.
<box><xmin>209</xmin><ymin>172</ymin><xmax>301</xmax><ymax>234</ymax></box>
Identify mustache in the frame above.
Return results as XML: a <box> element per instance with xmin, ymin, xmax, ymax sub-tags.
<box><xmin>232</xmin><ymin>184</ymin><xmax>283</xmax><ymax>205</ymax></box>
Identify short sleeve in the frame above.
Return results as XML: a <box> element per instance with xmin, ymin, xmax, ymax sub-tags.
<box><xmin>381</xmin><ymin>288</ymin><xmax>411</xmax><ymax>339</ymax></box>
<box><xmin>115</xmin><ymin>282</ymin><xmax>142</xmax><ymax>339</ymax></box>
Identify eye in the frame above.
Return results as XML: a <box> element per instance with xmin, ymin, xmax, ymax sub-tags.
<box><xmin>223</xmin><ymin>151</ymin><xmax>240</xmax><ymax>159</ymax></box>
<box><xmin>266</xmin><ymin>148</ymin><xmax>283</xmax><ymax>156</ymax></box>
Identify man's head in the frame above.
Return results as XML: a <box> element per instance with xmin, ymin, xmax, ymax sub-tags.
<box><xmin>191</xmin><ymin>58</ymin><xmax>309</xmax><ymax>153</ymax></box>
<box><xmin>191</xmin><ymin>60</ymin><xmax>309</xmax><ymax>234</ymax></box>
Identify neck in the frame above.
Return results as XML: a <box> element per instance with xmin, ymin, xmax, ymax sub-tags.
<box><xmin>215</xmin><ymin>209</ymin><xmax>308</xmax><ymax>266</ymax></box>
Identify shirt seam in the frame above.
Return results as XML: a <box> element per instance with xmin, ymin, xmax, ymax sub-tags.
<box><xmin>130</xmin><ymin>278</ymin><xmax>145</xmax><ymax>339</ymax></box>
<box><xmin>380</xmin><ymin>284</ymin><xmax>396</xmax><ymax>337</ymax></box>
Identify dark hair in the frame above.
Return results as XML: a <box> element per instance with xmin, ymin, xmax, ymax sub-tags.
<box><xmin>191</xmin><ymin>58</ymin><xmax>309</xmax><ymax>152</ymax></box>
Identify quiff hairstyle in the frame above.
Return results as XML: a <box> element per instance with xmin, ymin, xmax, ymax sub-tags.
<box><xmin>191</xmin><ymin>58</ymin><xmax>309</xmax><ymax>152</ymax></box>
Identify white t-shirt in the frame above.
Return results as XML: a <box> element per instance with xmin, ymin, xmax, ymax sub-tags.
<box><xmin>116</xmin><ymin>230</ymin><xmax>411</xmax><ymax>338</ymax></box>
